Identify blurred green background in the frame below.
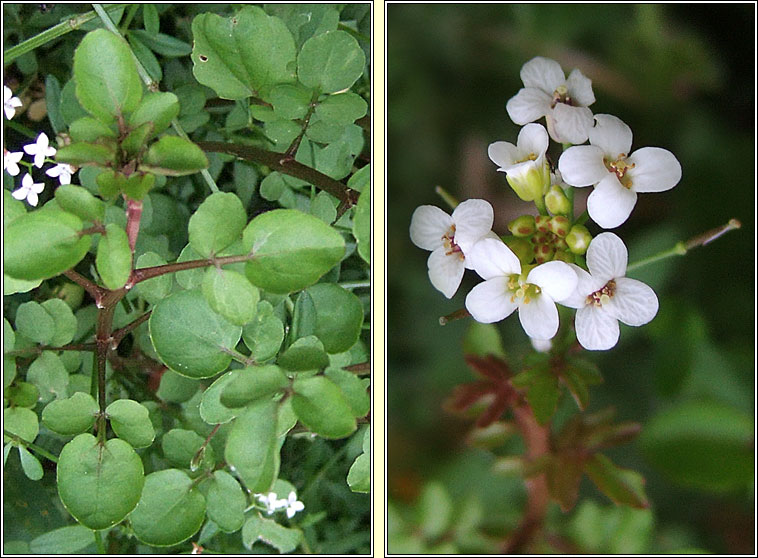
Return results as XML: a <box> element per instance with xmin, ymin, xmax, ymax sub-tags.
<box><xmin>387</xmin><ymin>3</ymin><xmax>754</xmax><ymax>554</ymax></box>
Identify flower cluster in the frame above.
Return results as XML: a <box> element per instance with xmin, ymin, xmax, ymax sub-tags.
<box><xmin>4</xmin><ymin>86</ymin><xmax>76</xmax><ymax>206</ymax></box>
<box><xmin>410</xmin><ymin>56</ymin><xmax>679</xmax><ymax>351</ymax></box>
<box><xmin>255</xmin><ymin>490</ymin><xmax>305</xmax><ymax>519</ymax></box>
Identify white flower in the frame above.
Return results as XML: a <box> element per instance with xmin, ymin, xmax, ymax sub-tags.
<box><xmin>256</xmin><ymin>492</ymin><xmax>283</xmax><ymax>515</ymax></box>
<box><xmin>530</xmin><ymin>337</ymin><xmax>552</xmax><ymax>353</ymax></box>
<box><xmin>23</xmin><ymin>132</ymin><xmax>56</xmax><ymax>168</ymax></box>
<box><xmin>488</xmin><ymin>123</ymin><xmax>551</xmax><ymax>202</ymax></box>
<box><xmin>562</xmin><ymin>232</ymin><xmax>658</xmax><ymax>350</ymax></box>
<box><xmin>11</xmin><ymin>174</ymin><xmax>45</xmax><ymax>206</ymax></box>
<box><xmin>410</xmin><ymin>199</ymin><xmax>495</xmax><ymax>298</ymax></box>
<box><xmin>45</xmin><ymin>163</ymin><xmax>75</xmax><ymax>185</ymax></box>
<box><xmin>506</xmin><ymin>56</ymin><xmax>595</xmax><ymax>145</ymax></box>
<box><xmin>4</xmin><ymin>150</ymin><xmax>24</xmax><ymax>176</ymax></box>
<box><xmin>283</xmin><ymin>491</ymin><xmax>304</xmax><ymax>519</ymax></box>
<box><xmin>465</xmin><ymin>237</ymin><xmax>578</xmax><ymax>340</ymax></box>
<box><xmin>4</xmin><ymin>86</ymin><xmax>23</xmax><ymax>120</ymax></box>
<box><xmin>558</xmin><ymin>114</ymin><xmax>682</xmax><ymax>229</ymax></box>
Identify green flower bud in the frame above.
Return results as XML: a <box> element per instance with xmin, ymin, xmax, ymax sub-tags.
<box><xmin>544</xmin><ymin>185</ymin><xmax>571</xmax><ymax>215</ymax></box>
<box><xmin>549</xmin><ymin>216</ymin><xmax>570</xmax><ymax>238</ymax></box>
<box><xmin>507</xmin><ymin>215</ymin><xmax>536</xmax><ymax>237</ymax></box>
<box><xmin>534</xmin><ymin>215</ymin><xmax>551</xmax><ymax>233</ymax></box>
<box><xmin>505</xmin><ymin>158</ymin><xmax>550</xmax><ymax>202</ymax></box>
<box><xmin>566</xmin><ymin>224</ymin><xmax>592</xmax><ymax>255</ymax></box>
<box><xmin>553</xmin><ymin>249</ymin><xmax>575</xmax><ymax>264</ymax></box>
<box><xmin>533</xmin><ymin>242</ymin><xmax>555</xmax><ymax>264</ymax></box>
<box><xmin>503</xmin><ymin>235</ymin><xmax>534</xmax><ymax>265</ymax></box>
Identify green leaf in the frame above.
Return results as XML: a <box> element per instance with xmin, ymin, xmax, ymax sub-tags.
<box><xmin>42</xmin><ymin>392</ymin><xmax>98</xmax><ymax>435</ymax></box>
<box><xmin>545</xmin><ymin>455</ymin><xmax>583</xmax><ymax>512</ymax></box>
<box><xmin>27</xmin><ymin>352</ymin><xmax>68</xmax><ymax>403</ymax></box>
<box><xmin>306</xmin><ymin>283</ymin><xmax>364</xmax><ymax>353</ymax></box>
<box><xmin>156</xmin><ymin>369</ymin><xmax>199</xmax><ymax>404</ymax></box>
<box><xmin>191</xmin><ymin>6</ymin><xmax>297</xmax><ymax>100</ymax></box>
<box><xmin>142</xmin><ymin>3</ymin><xmax>159</xmax><ymax>35</ymax></box>
<box><xmin>41</xmin><ymin>298</ymin><xmax>77</xmax><ymax>347</ymax></box>
<box><xmin>277</xmin><ymin>335</ymin><xmax>329</xmax><ymax>371</ymax></box>
<box><xmin>316</xmin><ymin>92</ymin><xmax>367</xmax><ymax>125</ymax></box>
<box><xmin>129</xmin><ymin>29</ymin><xmax>192</xmax><ymax>57</ymax></box>
<box><xmin>175</xmin><ymin>244</ymin><xmax>206</xmax><ymax>289</ymax></box>
<box><xmin>149</xmin><ymin>289</ymin><xmax>242</xmax><ymax>379</ymax></box>
<box><xmin>639</xmin><ymin>401</ymin><xmax>753</xmax><ymax>492</ymax></box>
<box><xmin>4</xmin><ymin>210</ymin><xmax>91</xmax><ymax>281</ymax></box>
<box><xmin>310</xmin><ymin>190</ymin><xmax>337</xmax><ymax>224</ymax></box>
<box><xmin>45</xmin><ymin>74</ymin><xmax>66</xmax><ymax>134</ymax></box>
<box><xmin>584</xmin><ymin>454</ymin><xmax>649</xmax><ymax>509</ymax></box>
<box><xmin>242</xmin><ymin>300</ymin><xmax>285</xmax><ymax>361</ymax></box>
<box><xmin>290</xmin><ymin>289</ymin><xmax>317</xmax><ymax>341</ymax></box>
<box><xmin>130</xmin><ymin>469</ymin><xmax>206</xmax><ymax>546</ymax></box>
<box><xmin>121</xmin><ymin>121</ymin><xmax>154</xmax><ymax>159</ymax></box>
<box><xmin>6</xmin><ymin>382</ymin><xmax>40</xmax><ymax>408</ymax></box>
<box><xmin>57</xmin><ymin>434</ymin><xmax>145</xmax><ymax>530</ymax></box>
<box><xmin>270</xmin><ymin>83</ymin><xmax>313</xmax><ymax>120</ymax></box>
<box><xmin>54</xmin><ymin>185</ymin><xmax>106</xmax><ymax>222</ymax></box>
<box><xmin>96</xmin><ymin>223</ymin><xmax>132</xmax><ymax>290</ymax></box>
<box><xmin>242</xmin><ymin>209</ymin><xmax>345</xmax><ymax>294</ymax></box>
<box><xmin>128</xmin><ymin>91</ymin><xmax>180</xmax><ymax>138</ymax></box>
<box><xmin>18</xmin><ymin>445</ymin><xmax>44</xmax><ymax>480</ymax></box>
<box><xmin>462</xmin><ymin>322</ymin><xmax>506</xmax><ymax>358</ymax></box>
<box><xmin>291</xmin><ymin>376</ymin><xmax>357</xmax><ymax>438</ymax></box>
<box><xmin>73</xmin><ymin>29</ymin><xmax>143</xmax><ymax>123</ymax></box>
<box><xmin>29</xmin><ymin>525</ymin><xmax>95</xmax><ymax>555</ymax></box>
<box><xmin>224</xmin><ymin>398</ymin><xmax>279</xmax><ymax>493</ymax></box>
<box><xmin>417</xmin><ymin>482</ymin><xmax>453</xmax><ymax>540</ymax></box>
<box><xmin>55</xmin><ymin>141</ymin><xmax>117</xmax><ymax>167</ymax></box>
<box><xmin>141</xmin><ymin>135</ymin><xmax>209</xmax><ymax>176</ymax></box>
<box><xmin>133</xmin><ymin>251</ymin><xmax>171</xmax><ymax>305</ymax></box>
<box><xmin>242</xmin><ymin>513</ymin><xmax>303</xmax><ymax>553</ymax></box>
<box><xmin>95</xmin><ymin>169</ymin><xmax>126</xmax><ymax>199</ymax></box>
<box><xmin>324</xmin><ymin>368</ymin><xmax>369</xmax><ymax>417</ymax></box>
<box><xmin>161</xmin><ymin>428</ymin><xmax>214</xmax><ymax>470</ymax></box>
<box><xmin>188</xmin><ymin>191</ymin><xmax>247</xmax><ymax>258</ymax></box>
<box><xmin>206</xmin><ymin>470</ymin><xmax>246</xmax><ymax>533</ymax></box>
<box><xmin>68</xmin><ymin>116</ymin><xmax>117</xmax><ymax>142</ymax></box>
<box><xmin>219</xmin><ymin>365</ymin><xmax>290</xmax><ymax>408</ymax></box>
<box><xmin>527</xmin><ymin>372</ymin><xmax>560</xmax><ymax>425</ymax></box>
<box><xmin>353</xmin><ymin>185</ymin><xmax>370</xmax><ymax>264</ymax></box>
<box><xmin>105</xmin><ymin>399</ymin><xmax>155</xmax><ymax>448</ymax></box>
<box><xmin>297</xmin><ymin>30</ymin><xmax>365</xmax><ymax>94</ymax></box>
<box><xmin>122</xmin><ymin>172</ymin><xmax>155</xmax><ymax>201</ymax></box>
<box><xmin>15</xmin><ymin>301</ymin><xmax>55</xmax><ymax>345</ymax></box>
<box><xmin>200</xmin><ymin>371</ymin><xmax>242</xmax><ymax>424</ymax></box>
<box><xmin>4</xmin><ymin>407</ymin><xmax>39</xmax><ymax>444</ymax></box>
<box><xmin>347</xmin><ymin>428</ymin><xmax>370</xmax><ymax>493</ymax></box>
<box><xmin>202</xmin><ymin>268</ymin><xmax>260</xmax><ymax>326</ymax></box>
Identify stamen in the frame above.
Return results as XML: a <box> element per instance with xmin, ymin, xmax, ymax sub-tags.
<box><xmin>585</xmin><ymin>280</ymin><xmax>617</xmax><ymax>307</ymax></box>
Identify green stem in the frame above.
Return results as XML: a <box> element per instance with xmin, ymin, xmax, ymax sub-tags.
<box><xmin>574</xmin><ymin>209</ymin><xmax>589</xmax><ymax>227</ymax></box>
<box><xmin>119</xmin><ymin>3</ymin><xmax>140</xmax><ymax>34</ymax></box>
<box><xmin>534</xmin><ymin>195</ymin><xmax>548</xmax><ymax>216</ymax></box>
<box><xmin>3</xmin><ymin>431</ymin><xmax>59</xmax><ymax>464</ymax></box>
<box><xmin>338</xmin><ymin>280</ymin><xmax>370</xmax><ymax>290</ymax></box>
<box><xmin>93</xmin><ymin>530</ymin><xmax>105</xmax><ymax>554</ymax></box>
<box><xmin>3</xmin><ymin>4</ymin><xmax>127</xmax><ymax>66</ymax></box>
<box><xmin>626</xmin><ymin>219</ymin><xmax>741</xmax><ymax>273</ymax></box>
<box><xmin>4</xmin><ymin>120</ymin><xmax>38</xmax><ymax>140</ymax></box>
<box><xmin>565</xmin><ymin>187</ymin><xmax>575</xmax><ymax>224</ymax></box>
<box><xmin>435</xmin><ymin>185</ymin><xmax>459</xmax><ymax>210</ymax></box>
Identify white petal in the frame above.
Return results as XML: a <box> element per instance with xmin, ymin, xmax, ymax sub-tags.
<box><xmin>565</xmin><ymin>68</ymin><xmax>595</xmax><ymax>107</ymax></box>
<box><xmin>410</xmin><ymin>205</ymin><xmax>452</xmax><ymax>250</ymax></box>
<box><xmin>575</xmin><ymin>306</ymin><xmax>619</xmax><ymax>351</ymax></box>
<box><xmin>586</xmin><ymin>232</ymin><xmax>628</xmax><ymax>282</ymax></box>
<box><xmin>427</xmin><ymin>247</ymin><xmax>465</xmax><ymax>299</ymax></box>
<box><xmin>627</xmin><ymin>147</ymin><xmax>682</xmax><ymax>193</ymax></box>
<box><xmin>589</xmin><ymin>114</ymin><xmax>633</xmax><ymax>156</ymax></box>
<box><xmin>558</xmin><ymin>145</ymin><xmax>607</xmax><ymax>187</ymax></box>
<box><xmin>526</xmin><ymin>261</ymin><xmax>578</xmax><ymax>302</ymax></box>
<box><xmin>550</xmin><ymin>104</ymin><xmax>593</xmax><ymax>145</ymax></box>
<box><xmin>607</xmin><ymin>277</ymin><xmax>658</xmax><ymax>326</ymax></box>
<box><xmin>26</xmin><ymin>191</ymin><xmax>39</xmax><ymax>206</ymax></box>
<box><xmin>518</xmin><ymin>294</ymin><xmax>559</xmax><ymax>340</ymax></box>
<box><xmin>506</xmin><ymin>88</ymin><xmax>551</xmax><ymax>125</ymax></box>
<box><xmin>586</xmin><ymin>174</ymin><xmax>637</xmax><ymax>229</ymax></box>
<box><xmin>560</xmin><ymin>264</ymin><xmax>597</xmax><ymax>309</ymax></box>
<box><xmin>30</xmin><ymin>181</ymin><xmax>45</xmax><ymax>194</ymax></box>
<box><xmin>466</xmin><ymin>237</ymin><xmax>520</xmax><ymax>280</ymax></box>
<box><xmin>452</xmin><ymin>199</ymin><xmax>494</xmax><ymax>250</ymax></box>
<box><xmin>465</xmin><ymin>277</ymin><xmax>518</xmax><ymax>323</ymax></box>
<box><xmin>488</xmin><ymin>141</ymin><xmax>520</xmax><ymax>170</ymax></box>
<box><xmin>464</xmin><ymin>231</ymin><xmax>501</xmax><ymax>270</ymax></box>
<box><xmin>520</xmin><ymin>56</ymin><xmax>565</xmax><ymax>92</ymax></box>
<box><xmin>11</xmin><ymin>187</ymin><xmax>28</xmax><ymax>201</ymax></box>
<box><xmin>517</xmin><ymin>123</ymin><xmax>549</xmax><ymax>157</ymax></box>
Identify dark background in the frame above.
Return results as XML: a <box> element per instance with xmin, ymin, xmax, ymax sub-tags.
<box><xmin>387</xmin><ymin>3</ymin><xmax>754</xmax><ymax>553</ymax></box>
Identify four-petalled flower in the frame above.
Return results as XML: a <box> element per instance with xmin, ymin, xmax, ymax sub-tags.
<box><xmin>562</xmin><ymin>232</ymin><xmax>658</xmax><ymax>350</ymax></box>
<box><xmin>506</xmin><ymin>56</ymin><xmax>596</xmax><ymax>145</ymax></box>
<box><xmin>410</xmin><ymin>199</ymin><xmax>495</xmax><ymax>298</ymax></box>
<box><xmin>23</xmin><ymin>132</ymin><xmax>57</xmax><ymax>168</ymax></box>
<box><xmin>283</xmin><ymin>491</ymin><xmax>305</xmax><ymax>519</ymax></box>
<box><xmin>4</xmin><ymin>85</ymin><xmax>23</xmax><ymax>120</ymax></box>
<box><xmin>558</xmin><ymin>114</ymin><xmax>682</xmax><ymax>229</ymax></box>
<box><xmin>488</xmin><ymin>123</ymin><xmax>550</xmax><ymax>202</ymax></box>
<box><xmin>465</xmin><ymin>237</ymin><xmax>577</xmax><ymax>340</ymax></box>
<box><xmin>4</xmin><ymin>149</ymin><xmax>24</xmax><ymax>177</ymax></box>
<box><xmin>45</xmin><ymin>163</ymin><xmax>75</xmax><ymax>185</ymax></box>
<box><xmin>12</xmin><ymin>174</ymin><xmax>45</xmax><ymax>207</ymax></box>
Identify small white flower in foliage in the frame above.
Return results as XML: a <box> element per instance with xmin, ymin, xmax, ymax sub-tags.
<box><xmin>558</xmin><ymin>114</ymin><xmax>682</xmax><ymax>229</ymax></box>
<box><xmin>506</xmin><ymin>56</ymin><xmax>596</xmax><ymax>145</ymax></box>
<box><xmin>410</xmin><ymin>199</ymin><xmax>495</xmax><ymax>298</ymax></box>
<box><xmin>257</xmin><ymin>492</ymin><xmax>282</xmax><ymax>515</ymax></box>
<box><xmin>488</xmin><ymin>123</ymin><xmax>551</xmax><ymax>202</ymax></box>
<box><xmin>11</xmin><ymin>173</ymin><xmax>45</xmax><ymax>206</ymax></box>
<box><xmin>4</xmin><ymin>150</ymin><xmax>24</xmax><ymax>176</ymax></box>
<box><xmin>283</xmin><ymin>491</ymin><xmax>304</xmax><ymax>519</ymax></box>
<box><xmin>45</xmin><ymin>162</ymin><xmax>75</xmax><ymax>185</ymax></box>
<box><xmin>23</xmin><ymin>132</ymin><xmax>57</xmax><ymax>168</ymax></box>
<box><xmin>562</xmin><ymin>232</ymin><xmax>658</xmax><ymax>350</ymax></box>
<box><xmin>465</xmin><ymin>237</ymin><xmax>577</xmax><ymax>340</ymax></box>
<box><xmin>4</xmin><ymin>85</ymin><xmax>23</xmax><ymax>120</ymax></box>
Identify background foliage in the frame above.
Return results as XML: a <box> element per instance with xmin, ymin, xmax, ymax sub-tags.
<box><xmin>387</xmin><ymin>4</ymin><xmax>754</xmax><ymax>554</ymax></box>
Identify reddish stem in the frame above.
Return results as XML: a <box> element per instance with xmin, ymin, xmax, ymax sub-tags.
<box><xmin>125</xmin><ymin>197</ymin><xmax>143</xmax><ymax>252</ymax></box>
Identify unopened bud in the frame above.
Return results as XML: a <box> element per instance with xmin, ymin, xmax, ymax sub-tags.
<box><xmin>507</xmin><ymin>215</ymin><xmax>536</xmax><ymax>237</ymax></box>
<box><xmin>503</xmin><ymin>236</ymin><xmax>533</xmax><ymax>265</ymax></box>
<box><xmin>549</xmin><ymin>216</ymin><xmax>570</xmax><ymax>238</ymax></box>
<box><xmin>566</xmin><ymin>224</ymin><xmax>592</xmax><ymax>255</ymax></box>
<box><xmin>534</xmin><ymin>215</ymin><xmax>551</xmax><ymax>233</ymax></box>
<box><xmin>505</xmin><ymin>158</ymin><xmax>550</xmax><ymax>202</ymax></box>
<box><xmin>533</xmin><ymin>242</ymin><xmax>555</xmax><ymax>264</ymax></box>
<box><xmin>544</xmin><ymin>185</ymin><xmax>571</xmax><ymax>215</ymax></box>
<box><xmin>553</xmin><ymin>249</ymin><xmax>575</xmax><ymax>264</ymax></box>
